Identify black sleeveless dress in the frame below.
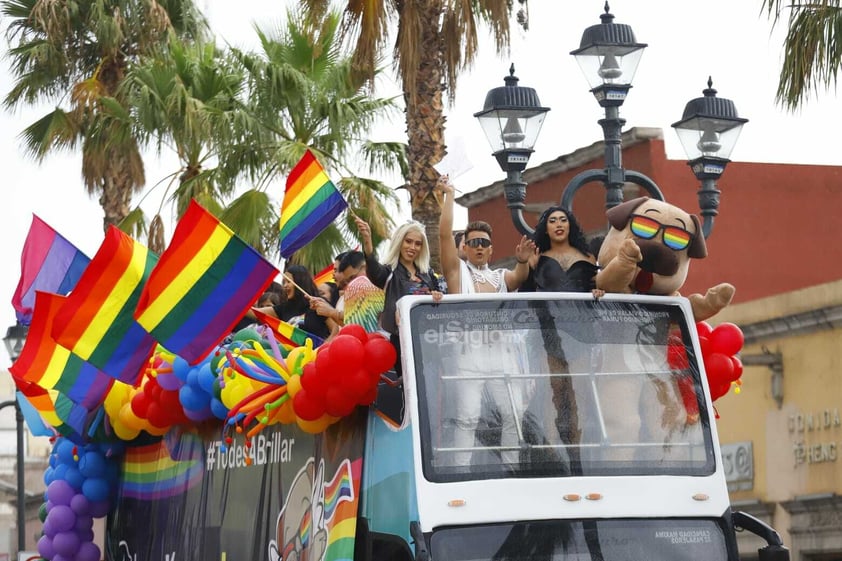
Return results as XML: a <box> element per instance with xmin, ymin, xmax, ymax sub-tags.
<box><xmin>532</xmin><ymin>255</ymin><xmax>598</xmax><ymax>293</ymax></box>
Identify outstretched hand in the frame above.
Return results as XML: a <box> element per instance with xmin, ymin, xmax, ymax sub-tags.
<box><xmin>515</xmin><ymin>235</ymin><xmax>537</xmax><ymax>264</ymax></box>
<box><xmin>354</xmin><ymin>216</ymin><xmax>374</xmax><ymax>254</ymax></box>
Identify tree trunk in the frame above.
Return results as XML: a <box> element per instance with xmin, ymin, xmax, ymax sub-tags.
<box><xmin>98</xmin><ymin>148</ymin><xmax>144</xmax><ymax>233</ymax></box>
<box><xmin>406</xmin><ymin>0</ymin><xmax>447</xmax><ymax>272</ymax></box>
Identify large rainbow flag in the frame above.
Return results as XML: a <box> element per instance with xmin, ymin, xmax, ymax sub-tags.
<box><xmin>11</xmin><ymin>291</ymin><xmax>114</xmax><ymax>410</ymax></box>
<box><xmin>52</xmin><ymin>227</ymin><xmax>158</xmax><ymax>386</ymax></box>
<box><xmin>134</xmin><ymin>201</ymin><xmax>278</xmax><ymax>363</ymax></box>
<box><xmin>279</xmin><ymin>150</ymin><xmax>347</xmax><ymax>259</ymax></box>
<box><xmin>12</xmin><ymin>215</ymin><xmax>90</xmax><ymax>325</ymax></box>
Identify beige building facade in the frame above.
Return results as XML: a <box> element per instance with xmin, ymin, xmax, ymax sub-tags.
<box><xmin>714</xmin><ymin>280</ymin><xmax>842</xmax><ymax>561</ymax></box>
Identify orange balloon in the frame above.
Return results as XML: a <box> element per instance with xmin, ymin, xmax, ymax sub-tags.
<box><xmin>296</xmin><ymin>414</ymin><xmax>332</xmax><ymax>434</ymax></box>
<box><xmin>276</xmin><ymin>402</ymin><xmax>296</xmax><ymax>424</ymax></box>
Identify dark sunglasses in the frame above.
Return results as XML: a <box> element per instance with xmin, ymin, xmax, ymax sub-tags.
<box><xmin>465</xmin><ymin>237</ymin><xmax>492</xmax><ymax>248</ymax></box>
<box><xmin>629</xmin><ymin>214</ymin><xmax>693</xmax><ymax>251</ymax></box>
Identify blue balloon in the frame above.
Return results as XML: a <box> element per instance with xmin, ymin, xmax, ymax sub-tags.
<box><xmin>210</xmin><ymin>397</ymin><xmax>229</xmax><ymax>420</ymax></box>
<box><xmin>178</xmin><ymin>385</ymin><xmax>207</xmax><ymax>411</ymax></box>
<box><xmin>54</xmin><ymin>439</ymin><xmax>75</xmax><ymax>464</ymax></box>
<box><xmin>197</xmin><ymin>362</ymin><xmax>217</xmax><ymax>394</ymax></box>
<box><xmin>44</xmin><ymin>466</ymin><xmax>56</xmax><ymax>486</ymax></box>
<box><xmin>185</xmin><ymin>366</ymin><xmax>201</xmax><ymax>388</ymax></box>
<box><xmin>49</xmin><ymin>454</ymin><xmax>58</xmax><ymax>468</ymax></box>
<box><xmin>64</xmin><ymin>467</ymin><xmax>84</xmax><ymax>490</ymax></box>
<box><xmin>52</xmin><ymin>463</ymin><xmax>69</xmax><ymax>482</ymax></box>
<box><xmin>78</xmin><ymin>452</ymin><xmax>106</xmax><ymax>479</ymax></box>
<box><xmin>81</xmin><ymin>477</ymin><xmax>109</xmax><ymax>503</ymax></box>
<box><xmin>172</xmin><ymin>356</ymin><xmax>191</xmax><ymax>381</ymax></box>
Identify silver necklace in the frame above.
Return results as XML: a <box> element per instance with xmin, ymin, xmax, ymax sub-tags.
<box><xmin>466</xmin><ymin>261</ymin><xmax>501</xmax><ymax>289</ymax></box>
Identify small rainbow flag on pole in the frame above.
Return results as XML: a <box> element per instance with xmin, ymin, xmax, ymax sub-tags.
<box><xmin>279</xmin><ymin>150</ymin><xmax>347</xmax><ymax>259</ymax></box>
<box><xmin>134</xmin><ymin>201</ymin><xmax>278</xmax><ymax>363</ymax></box>
<box><xmin>13</xmin><ymin>376</ymin><xmax>91</xmax><ymax>441</ymax></box>
<box><xmin>252</xmin><ymin>309</ymin><xmax>325</xmax><ymax>350</ymax></box>
<box><xmin>313</xmin><ymin>263</ymin><xmax>335</xmax><ymax>286</ymax></box>
<box><xmin>11</xmin><ymin>291</ymin><xmax>114</xmax><ymax>410</ymax></box>
<box><xmin>12</xmin><ymin>215</ymin><xmax>90</xmax><ymax>325</ymax></box>
<box><xmin>52</xmin><ymin>227</ymin><xmax>158</xmax><ymax>386</ymax></box>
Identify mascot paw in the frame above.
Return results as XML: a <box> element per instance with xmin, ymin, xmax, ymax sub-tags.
<box><xmin>618</xmin><ymin>238</ymin><xmax>643</xmax><ymax>264</ymax></box>
<box><xmin>688</xmin><ymin>283</ymin><xmax>736</xmax><ymax>322</ymax></box>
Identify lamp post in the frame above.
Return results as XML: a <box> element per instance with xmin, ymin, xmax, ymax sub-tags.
<box><xmin>476</xmin><ymin>3</ymin><xmax>747</xmax><ymax>239</ymax></box>
<box><xmin>2</xmin><ymin>323</ymin><xmax>29</xmax><ymax>556</ymax></box>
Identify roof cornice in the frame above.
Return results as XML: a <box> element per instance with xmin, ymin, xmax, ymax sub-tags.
<box><xmin>456</xmin><ymin>127</ymin><xmax>664</xmax><ymax>208</ymax></box>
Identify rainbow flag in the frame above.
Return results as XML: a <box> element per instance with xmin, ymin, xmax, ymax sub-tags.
<box><xmin>52</xmin><ymin>227</ymin><xmax>158</xmax><ymax>386</ymax></box>
<box><xmin>134</xmin><ymin>201</ymin><xmax>278</xmax><ymax>363</ymax></box>
<box><xmin>279</xmin><ymin>150</ymin><xmax>348</xmax><ymax>259</ymax></box>
<box><xmin>313</xmin><ymin>263</ymin><xmax>335</xmax><ymax>286</ymax></box>
<box><xmin>119</xmin><ymin>432</ymin><xmax>204</xmax><ymax>500</ymax></box>
<box><xmin>10</xmin><ymin>291</ymin><xmax>114</xmax><ymax>410</ymax></box>
<box><xmin>13</xmin><ymin>376</ymin><xmax>90</xmax><ymax>441</ymax></box>
<box><xmin>324</xmin><ymin>458</ymin><xmax>361</xmax><ymax>561</ymax></box>
<box><xmin>253</xmin><ymin>308</ymin><xmax>325</xmax><ymax>350</ymax></box>
<box><xmin>12</xmin><ymin>215</ymin><xmax>90</xmax><ymax>325</ymax></box>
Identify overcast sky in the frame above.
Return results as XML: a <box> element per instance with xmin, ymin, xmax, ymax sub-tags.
<box><xmin>2</xmin><ymin>1</ymin><xmax>841</xmax><ymax>364</ymax></box>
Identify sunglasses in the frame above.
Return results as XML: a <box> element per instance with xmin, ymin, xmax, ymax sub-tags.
<box><xmin>465</xmin><ymin>237</ymin><xmax>492</xmax><ymax>248</ymax></box>
<box><xmin>629</xmin><ymin>214</ymin><xmax>694</xmax><ymax>251</ymax></box>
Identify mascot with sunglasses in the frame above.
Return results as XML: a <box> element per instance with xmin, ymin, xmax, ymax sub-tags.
<box><xmin>595</xmin><ymin>197</ymin><xmax>734</xmax><ymax>322</ymax></box>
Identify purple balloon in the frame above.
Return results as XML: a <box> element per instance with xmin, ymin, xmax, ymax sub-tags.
<box><xmin>37</xmin><ymin>535</ymin><xmax>55</xmax><ymax>559</ymax></box>
<box><xmin>45</xmin><ymin>500</ymin><xmax>56</xmax><ymax>512</ymax></box>
<box><xmin>43</xmin><ymin>518</ymin><xmax>58</xmax><ymax>538</ymax></box>
<box><xmin>183</xmin><ymin>403</ymin><xmax>213</xmax><ymax>422</ymax></box>
<box><xmin>88</xmin><ymin>499</ymin><xmax>111</xmax><ymax>518</ymax></box>
<box><xmin>77</xmin><ymin>528</ymin><xmax>94</xmax><ymax>543</ymax></box>
<box><xmin>52</xmin><ymin>531</ymin><xmax>81</xmax><ymax>557</ymax></box>
<box><xmin>52</xmin><ymin>555</ymin><xmax>73</xmax><ymax>561</ymax></box>
<box><xmin>75</xmin><ymin>541</ymin><xmax>101</xmax><ymax>561</ymax></box>
<box><xmin>47</xmin><ymin>505</ymin><xmax>76</xmax><ymax>533</ymax></box>
<box><xmin>81</xmin><ymin>477</ymin><xmax>109</xmax><ymax>502</ymax></box>
<box><xmin>70</xmin><ymin>493</ymin><xmax>91</xmax><ymax>515</ymax></box>
<box><xmin>74</xmin><ymin>513</ymin><xmax>93</xmax><ymax>532</ymax></box>
<box><xmin>48</xmin><ymin>479</ymin><xmax>76</xmax><ymax>506</ymax></box>
<box><xmin>156</xmin><ymin>370</ymin><xmax>183</xmax><ymax>391</ymax></box>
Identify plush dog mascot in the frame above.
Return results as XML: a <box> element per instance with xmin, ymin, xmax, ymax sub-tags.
<box><xmin>595</xmin><ymin>197</ymin><xmax>734</xmax><ymax>321</ymax></box>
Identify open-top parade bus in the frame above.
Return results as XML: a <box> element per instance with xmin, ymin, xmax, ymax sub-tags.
<box><xmin>106</xmin><ymin>292</ymin><xmax>789</xmax><ymax>561</ymax></box>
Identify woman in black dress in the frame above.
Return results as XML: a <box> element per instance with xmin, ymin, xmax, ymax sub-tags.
<box><xmin>530</xmin><ymin>206</ymin><xmax>599</xmax><ymax>293</ymax></box>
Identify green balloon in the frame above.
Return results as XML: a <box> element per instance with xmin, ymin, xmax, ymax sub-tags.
<box><xmin>38</xmin><ymin>502</ymin><xmax>47</xmax><ymax>522</ymax></box>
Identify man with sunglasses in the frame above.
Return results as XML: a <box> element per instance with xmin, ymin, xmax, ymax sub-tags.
<box><xmin>438</xmin><ymin>177</ymin><xmax>535</xmax><ymax>294</ymax></box>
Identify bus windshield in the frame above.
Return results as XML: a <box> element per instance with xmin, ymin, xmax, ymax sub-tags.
<box><xmin>409</xmin><ymin>298</ymin><xmax>715</xmax><ymax>482</ymax></box>
<box><xmin>430</xmin><ymin>518</ymin><xmax>730</xmax><ymax>561</ymax></box>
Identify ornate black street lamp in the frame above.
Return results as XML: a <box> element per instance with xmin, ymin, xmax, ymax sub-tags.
<box><xmin>476</xmin><ymin>3</ymin><xmax>747</xmax><ymax>239</ymax></box>
<box><xmin>2</xmin><ymin>323</ymin><xmax>29</xmax><ymax>556</ymax></box>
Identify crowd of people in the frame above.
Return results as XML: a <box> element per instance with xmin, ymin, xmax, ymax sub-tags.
<box><xmin>238</xmin><ymin>176</ymin><xmax>601</xmax><ymax>358</ymax></box>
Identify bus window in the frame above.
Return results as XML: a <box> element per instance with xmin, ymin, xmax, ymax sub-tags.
<box><xmin>409</xmin><ymin>299</ymin><xmax>715</xmax><ymax>483</ymax></box>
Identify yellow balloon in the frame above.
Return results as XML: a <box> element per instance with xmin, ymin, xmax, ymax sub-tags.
<box><xmin>103</xmin><ymin>382</ymin><xmax>130</xmax><ymax>416</ymax></box>
<box><xmin>111</xmin><ymin>420</ymin><xmax>140</xmax><ymax>441</ymax></box>
<box><xmin>118</xmin><ymin>403</ymin><xmax>144</xmax><ymax>431</ymax></box>
<box><xmin>276</xmin><ymin>402</ymin><xmax>296</xmax><ymax>424</ymax></box>
<box><xmin>286</xmin><ymin>375</ymin><xmax>302</xmax><ymax>397</ymax></box>
<box><xmin>145</xmin><ymin>423</ymin><xmax>169</xmax><ymax>436</ymax></box>
<box><xmin>296</xmin><ymin>414</ymin><xmax>332</xmax><ymax>434</ymax></box>
<box><xmin>221</xmin><ymin>376</ymin><xmax>253</xmax><ymax>409</ymax></box>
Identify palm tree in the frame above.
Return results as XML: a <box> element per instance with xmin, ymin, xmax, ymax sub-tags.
<box><xmin>2</xmin><ymin>0</ymin><xmax>207</xmax><ymax>232</ymax></box>
<box><xmin>762</xmin><ymin>0</ymin><xmax>842</xmax><ymax>109</ymax></box>
<box><xmin>297</xmin><ymin>0</ymin><xmax>529</xmax><ymax>268</ymax></box>
<box><xmin>229</xmin><ymin>9</ymin><xmax>406</xmax><ymax>269</ymax></box>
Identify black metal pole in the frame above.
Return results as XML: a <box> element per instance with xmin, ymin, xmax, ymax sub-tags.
<box><xmin>0</xmin><ymin>399</ymin><xmax>24</xmax><ymax>554</ymax></box>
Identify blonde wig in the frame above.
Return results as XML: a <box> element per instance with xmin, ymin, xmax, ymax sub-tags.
<box><xmin>382</xmin><ymin>221</ymin><xmax>431</xmax><ymax>274</ymax></box>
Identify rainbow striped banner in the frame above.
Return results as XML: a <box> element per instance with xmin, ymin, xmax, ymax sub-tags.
<box><xmin>10</xmin><ymin>291</ymin><xmax>114</xmax><ymax>410</ymax></box>
<box><xmin>52</xmin><ymin>227</ymin><xmax>158</xmax><ymax>385</ymax></box>
<box><xmin>12</xmin><ymin>215</ymin><xmax>90</xmax><ymax>325</ymax></box>
<box><xmin>13</xmin><ymin>376</ymin><xmax>90</xmax><ymax>440</ymax></box>
<box><xmin>134</xmin><ymin>201</ymin><xmax>278</xmax><ymax>363</ymax></box>
<box><xmin>279</xmin><ymin>150</ymin><xmax>347</xmax><ymax>259</ymax></box>
<box><xmin>120</xmin><ymin>432</ymin><xmax>204</xmax><ymax>500</ymax></box>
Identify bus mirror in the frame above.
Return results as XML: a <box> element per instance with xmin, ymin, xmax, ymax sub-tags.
<box><xmin>732</xmin><ymin>510</ymin><xmax>790</xmax><ymax>561</ymax></box>
<box><xmin>410</xmin><ymin>521</ymin><xmax>430</xmax><ymax>561</ymax></box>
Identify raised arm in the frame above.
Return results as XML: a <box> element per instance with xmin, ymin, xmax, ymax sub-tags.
<box><xmin>504</xmin><ymin>235</ymin><xmax>537</xmax><ymax>291</ymax></box>
<box><xmin>437</xmin><ymin>176</ymin><xmax>463</xmax><ymax>294</ymax></box>
<box><xmin>355</xmin><ymin>216</ymin><xmax>390</xmax><ymax>288</ymax></box>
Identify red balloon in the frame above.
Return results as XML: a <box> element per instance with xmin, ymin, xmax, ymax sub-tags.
<box><xmin>709</xmin><ymin>380</ymin><xmax>730</xmax><ymax>401</ymax></box>
<box><xmin>667</xmin><ymin>343</ymin><xmax>688</xmax><ymax>370</ymax></box>
<box><xmin>146</xmin><ymin>402</ymin><xmax>169</xmax><ymax>428</ymax></box>
<box><xmin>364</xmin><ymin>338</ymin><xmax>397</xmax><ymax>375</ymax></box>
<box><xmin>293</xmin><ymin>390</ymin><xmax>326</xmax><ymax>421</ymax></box>
<box><xmin>709</xmin><ymin>323</ymin><xmax>744</xmax><ymax>356</ymax></box>
<box><xmin>356</xmin><ymin>384</ymin><xmax>378</xmax><ymax>406</ymax></box>
<box><xmin>696</xmin><ymin>321</ymin><xmax>713</xmax><ymax>338</ymax></box>
<box><xmin>300</xmin><ymin>367</ymin><xmax>328</xmax><ymax>400</ymax></box>
<box><xmin>698</xmin><ymin>336</ymin><xmax>711</xmax><ymax>359</ymax></box>
<box><xmin>330</xmin><ymin>335</ymin><xmax>365</xmax><ymax>368</ymax></box>
<box><xmin>339</xmin><ymin>324</ymin><xmax>369</xmax><ymax>344</ymax></box>
<box><xmin>315</xmin><ymin>347</ymin><xmax>334</xmax><ymax>375</ymax></box>
<box><xmin>338</xmin><ymin>367</ymin><xmax>371</xmax><ymax>398</ymax></box>
<box><xmin>324</xmin><ymin>386</ymin><xmax>357</xmax><ymax>417</ymax></box>
<box><xmin>130</xmin><ymin>392</ymin><xmax>150</xmax><ymax>418</ymax></box>
<box><xmin>705</xmin><ymin>352</ymin><xmax>736</xmax><ymax>387</ymax></box>
<box><xmin>731</xmin><ymin>356</ymin><xmax>744</xmax><ymax>380</ymax></box>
